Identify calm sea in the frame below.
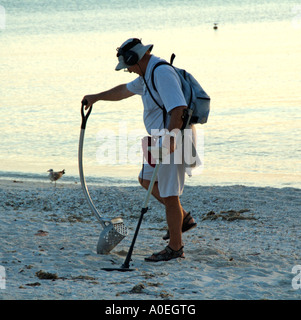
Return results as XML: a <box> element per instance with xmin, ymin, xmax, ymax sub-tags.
<box><xmin>0</xmin><ymin>0</ymin><xmax>300</xmax><ymax>188</ymax></box>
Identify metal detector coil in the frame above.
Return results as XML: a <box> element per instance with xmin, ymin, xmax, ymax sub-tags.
<box><xmin>79</xmin><ymin>101</ymin><xmax>127</xmax><ymax>254</ymax></box>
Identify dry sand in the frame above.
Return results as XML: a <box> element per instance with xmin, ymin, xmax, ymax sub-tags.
<box><xmin>0</xmin><ymin>178</ymin><xmax>301</xmax><ymax>300</ymax></box>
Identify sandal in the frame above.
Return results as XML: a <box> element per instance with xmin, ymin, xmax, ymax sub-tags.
<box><xmin>162</xmin><ymin>212</ymin><xmax>197</xmax><ymax>240</ymax></box>
<box><xmin>144</xmin><ymin>246</ymin><xmax>185</xmax><ymax>262</ymax></box>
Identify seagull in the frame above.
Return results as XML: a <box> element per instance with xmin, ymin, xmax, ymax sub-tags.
<box><xmin>47</xmin><ymin>169</ymin><xmax>65</xmax><ymax>187</ymax></box>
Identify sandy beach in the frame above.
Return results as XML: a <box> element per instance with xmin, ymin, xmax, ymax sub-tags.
<box><xmin>1</xmin><ymin>0</ymin><xmax>301</xmax><ymax>307</ymax></box>
<box><xmin>0</xmin><ymin>178</ymin><xmax>300</xmax><ymax>300</ymax></box>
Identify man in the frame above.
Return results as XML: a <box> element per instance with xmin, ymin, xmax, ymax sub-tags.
<box><xmin>82</xmin><ymin>38</ymin><xmax>197</xmax><ymax>262</ymax></box>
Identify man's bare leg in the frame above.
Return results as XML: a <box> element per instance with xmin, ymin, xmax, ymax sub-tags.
<box><xmin>138</xmin><ymin>177</ymin><xmax>189</xmax><ymax>216</ymax></box>
<box><xmin>138</xmin><ymin>177</ymin><xmax>195</xmax><ymax>248</ymax></box>
<box><xmin>163</xmin><ymin>195</ymin><xmax>184</xmax><ymax>250</ymax></box>
<box><xmin>138</xmin><ymin>177</ymin><xmax>164</xmax><ymax>205</ymax></box>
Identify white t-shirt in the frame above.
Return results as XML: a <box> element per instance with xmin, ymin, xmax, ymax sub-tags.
<box><xmin>126</xmin><ymin>55</ymin><xmax>187</xmax><ymax>134</ymax></box>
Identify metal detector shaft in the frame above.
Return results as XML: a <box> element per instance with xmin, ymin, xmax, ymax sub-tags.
<box><xmin>121</xmin><ymin>162</ymin><xmax>160</xmax><ymax>269</ymax></box>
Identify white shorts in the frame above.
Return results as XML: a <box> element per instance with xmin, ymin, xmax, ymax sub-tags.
<box><xmin>139</xmin><ymin>152</ymin><xmax>186</xmax><ymax>198</ymax></box>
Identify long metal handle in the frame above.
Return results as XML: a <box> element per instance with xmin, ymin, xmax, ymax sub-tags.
<box><xmin>80</xmin><ymin>99</ymin><xmax>92</xmax><ymax>129</ymax></box>
<box><xmin>78</xmin><ymin>101</ymin><xmax>110</xmax><ymax>228</ymax></box>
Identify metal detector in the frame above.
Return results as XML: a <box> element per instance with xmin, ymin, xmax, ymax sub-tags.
<box><xmin>78</xmin><ymin>101</ymin><xmax>128</xmax><ymax>254</ymax></box>
<box><xmin>102</xmin><ymin>162</ymin><xmax>160</xmax><ymax>272</ymax></box>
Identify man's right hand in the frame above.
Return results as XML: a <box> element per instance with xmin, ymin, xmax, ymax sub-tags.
<box><xmin>81</xmin><ymin>94</ymin><xmax>98</xmax><ymax>110</ymax></box>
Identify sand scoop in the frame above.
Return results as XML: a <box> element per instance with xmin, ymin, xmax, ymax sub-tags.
<box><xmin>78</xmin><ymin>101</ymin><xmax>128</xmax><ymax>254</ymax></box>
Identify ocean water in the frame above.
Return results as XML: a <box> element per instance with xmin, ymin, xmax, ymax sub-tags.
<box><xmin>0</xmin><ymin>0</ymin><xmax>300</xmax><ymax>188</ymax></box>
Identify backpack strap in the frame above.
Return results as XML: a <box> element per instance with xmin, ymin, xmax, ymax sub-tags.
<box><xmin>143</xmin><ymin>54</ymin><xmax>177</xmax><ymax>127</ymax></box>
<box><xmin>151</xmin><ymin>62</ymin><xmax>170</xmax><ymax>93</ymax></box>
<box><xmin>170</xmin><ymin>53</ymin><xmax>176</xmax><ymax>65</ymax></box>
<box><xmin>151</xmin><ymin>54</ymin><xmax>176</xmax><ymax>92</ymax></box>
<box><xmin>152</xmin><ymin>53</ymin><xmax>176</xmax><ymax>92</ymax></box>
<box><xmin>142</xmin><ymin>72</ymin><xmax>167</xmax><ymax>127</ymax></box>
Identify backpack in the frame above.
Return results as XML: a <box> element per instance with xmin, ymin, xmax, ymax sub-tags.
<box><xmin>145</xmin><ymin>54</ymin><xmax>210</xmax><ymax>129</ymax></box>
